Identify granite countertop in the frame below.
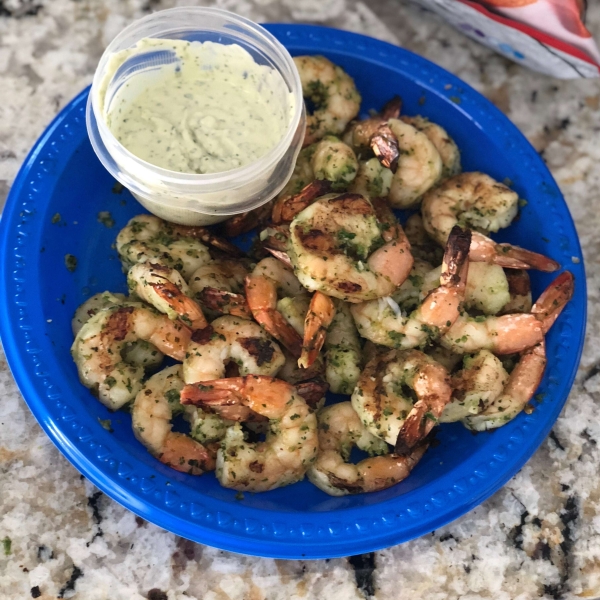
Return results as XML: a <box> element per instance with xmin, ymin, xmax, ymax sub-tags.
<box><xmin>2</xmin><ymin>1</ymin><xmax>600</xmax><ymax>598</ymax></box>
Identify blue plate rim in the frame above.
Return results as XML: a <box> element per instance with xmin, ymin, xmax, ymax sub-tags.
<box><xmin>0</xmin><ymin>23</ymin><xmax>587</xmax><ymax>559</ymax></box>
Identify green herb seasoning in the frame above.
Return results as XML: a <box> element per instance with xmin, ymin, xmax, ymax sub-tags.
<box><xmin>97</xmin><ymin>211</ymin><xmax>115</xmax><ymax>228</ymax></box>
<box><xmin>2</xmin><ymin>537</ymin><xmax>11</xmax><ymax>555</ymax></box>
<box><xmin>65</xmin><ymin>254</ymin><xmax>78</xmax><ymax>272</ymax></box>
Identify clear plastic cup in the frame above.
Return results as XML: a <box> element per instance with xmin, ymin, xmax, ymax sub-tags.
<box><xmin>86</xmin><ymin>7</ymin><xmax>305</xmax><ymax>226</ymax></box>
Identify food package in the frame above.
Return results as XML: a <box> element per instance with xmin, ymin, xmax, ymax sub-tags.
<box><xmin>411</xmin><ymin>0</ymin><xmax>600</xmax><ymax>78</ymax></box>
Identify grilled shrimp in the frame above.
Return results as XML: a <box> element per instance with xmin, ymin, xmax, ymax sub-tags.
<box><xmin>352</xmin><ymin>349</ymin><xmax>452</xmax><ymax>453</ymax></box>
<box><xmin>132</xmin><ymin>366</ymin><xmax>216</xmax><ymax>475</ymax></box>
<box><xmin>308</xmin><ymin>402</ymin><xmax>428</xmax><ymax>496</ymax></box>
<box><xmin>463</xmin><ymin>342</ymin><xmax>547</xmax><ymax>431</ymax></box>
<box><xmin>288</xmin><ymin>193</ymin><xmax>414</xmax><ymax>302</ymax></box>
<box><xmin>116</xmin><ymin>215</ymin><xmax>212</xmax><ymax>280</ymax></box>
<box><xmin>350</xmin><ymin>226</ymin><xmax>471</xmax><ymax>349</ymax></box>
<box><xmin>421</xmin><ymin>173</ymin><xmax>559</xmax><ymax>272</ymax></box>
<box><xmin>72</xmin><ymin>292</ymin><xmax>165</xmax><ymax>370</ymax></box>
<box><xmin>128</xmin><ymin>262</ymin><xmax>208</xmax><ymax>330</ymax></box>
<box><xmin>295</xmin><ymin>55</ymin><xmax>361</xmax><ymax>146</ymax></box>
<box><xmin>181</xmin><ymin>376</ymin><xmax>318</xmax><ymax>491</ymax></box>
<box><xmin>71</xmin><ymin>305</ymin><xmax>191</xmax><ymax>410</ymax></box>
<box><xmin>183</xmin><ymin>315</ymin><xmax>285</xmax><ymax>385</ymax></box>
<box><xmin>441</xmin><ymin>271</ymin><xmax>574</xmax><ymax>354</ymax></box>
<box><xmin>272</xmin><ymin>137</ymin><xmax>358</xmax><ymax>224</ymax></box>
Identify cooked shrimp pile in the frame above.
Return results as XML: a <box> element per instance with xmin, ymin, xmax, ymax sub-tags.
<box><xmin>71</xmin><ymin>56</ymin><xmax>574</xmax><ymax>496</ymax></box>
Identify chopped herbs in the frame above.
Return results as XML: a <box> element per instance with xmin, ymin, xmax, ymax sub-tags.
<box><xmin>97</xmin><ymin>211</ymin><xmax>115</xmax><ymax>228</ymax></box>
<box><xmin>65</xmin><ymin>254</ymin><xmax>78</xmax><ymax>272</ymax></box>
<box><xmin>98</xmin><ymin>418</ymin><xmax>113</xmax><ymax>433</ymax></box>
<box><xmin>2</xmin><ymin>537</ymin><xmax>11</xmax><ymax>555</ymax></box>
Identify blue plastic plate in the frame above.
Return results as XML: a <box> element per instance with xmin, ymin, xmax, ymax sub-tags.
<box><xmin>0</xmin><ymin>25</ymin><xmax>586</xmax><ymax>559</ymax></box>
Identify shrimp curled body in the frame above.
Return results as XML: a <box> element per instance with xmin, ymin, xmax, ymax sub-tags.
<box><xmin>181</xmin><ymin>376</ymin><xmax>318</xmax><ymax>491</ymax></box>
<box><xmin>421</xmin><ymin>173</ymin><xmax>559</xmax><ymax>272</ymax></box>
<box><xmin>352</xmin><ymin>349</ymin><xmax>452</xmax><ymax>454</ymax></box>
<box><xmin>71</xmin><ymin>305</ymin><xmax>191</xmax><ymax>410</ymax></box>
<box><xmin>294</xmin><ymin>55</ymin><xmax>361</xmax><ymax>146</ymax></box>
<box><xmin>308</xmin><ymin>402</ymin><xmax>427</xmax><ymax>496</ymax></box>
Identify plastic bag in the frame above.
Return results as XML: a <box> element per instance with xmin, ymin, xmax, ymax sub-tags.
<box><xmin>411</xmin><ymin>0</ymin><xmax>600</xmax><ymax>78</ymax></box>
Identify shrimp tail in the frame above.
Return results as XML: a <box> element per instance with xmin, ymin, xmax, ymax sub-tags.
<box><xmin>295</xmin><ymin>377</ymin><xmax>329</xmax><ymax>406</ymax></box>
<box><xmin>273</xmin><ymin>179</ymin><xmax>333</xmax><ymax>224</ymax></box>
<box><xmin>299</xmin><ymin>292</ymin><xmax>336</xmax><ymax>369</ymax></box>
<box><xmin>196</xmin><ymin>287</ymin><xmax>252</xmax><ymax>320</ymax></box>
<box><xmin>180</xmin><ymin>379</ymin><xmax>245</xmax><ymax>406</ymax></box>
<box><xmin>370</xmin><ymin>123</ymin><xmax>399</xmax><ymax>173</ymax></box>
<box><xmin>532</xmin><ymin>270</ymin><xmax>575</xmax><ymax>333</ymax></box>
<box><xmin>260</xmin><ymin>224</ymin><xmax>290</xmax><ymax>253</ymax></box>
<box><xmin>159</xmin><ymin>432</ymin><xmax>216</xmax><ymax>475</ymax></box>
<box><xmin>505</xmin><ymin>341</ymin><xmax>547</xmax><ymax>406</ymax></box>
<box><xmin>265</xmin><ymin>248</ymin><xmax>293</xmax><ymax>268</ymax></box>
<box><xmin>151</xmin><ymin>281</ymin><xmax>208</xmax><ymax>330</ymax></box>
<box><xmin>359</xmin><ymin>439</ymin><xmax>429</xmax><ymax>493</ymax></box>
<box><xmin>395</xmin><ymin>360</ymin><xmax>452</xmax><ymax>455</ymax></box>
<box><xmin>470</xmin><ymin>231</ymin><xmax>559</xmax><ymax>272</ymax></box>
<box><xmin>258</xmin><ymin>310</ymin><xmax>304</xmax><ymax>358</ymax></box>
<box><xmin>223</xmin><ymin>201</ymin><xmax>274</xmax><ymax>238</ymax></box>
<box><xmin>440</xmin><ymin>225</ymin><xmax>471</xmax><ymax>287</ymax></box>
<box><xmin>180</xmin><ymin>382</ymin><xmax>268</xmax><ymax>421</ymax></box>
<box><xmin>171</xmin><ymin>224</ymin><xmax>245</xmax><ymax>257</ymax></box>
<box><xmin>380</xmin><ymin>95</ymin><xmax>402</xmax><ymax>120</ymax></box>
<box><xmin>245</xmin><ymin>274</ymin><xmax>304</xmax><ymax>357</ymax></box>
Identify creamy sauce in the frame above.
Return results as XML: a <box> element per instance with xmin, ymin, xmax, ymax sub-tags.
<box><xmin>102</xmin><ymin>39</ymin><xmax>294</xmax><ymax>174</ymax></box>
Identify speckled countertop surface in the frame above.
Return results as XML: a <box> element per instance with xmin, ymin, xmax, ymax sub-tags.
<box><xmin>2</xmin><ymin>1</ymin><xmax>600</xmax><ymax>598</ymax></box>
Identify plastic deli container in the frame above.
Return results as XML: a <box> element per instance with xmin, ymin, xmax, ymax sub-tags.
<box><xmin>87</xmin><ymin>7</ymin><xmax>305</xmax><ymax>225</ymax></box>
